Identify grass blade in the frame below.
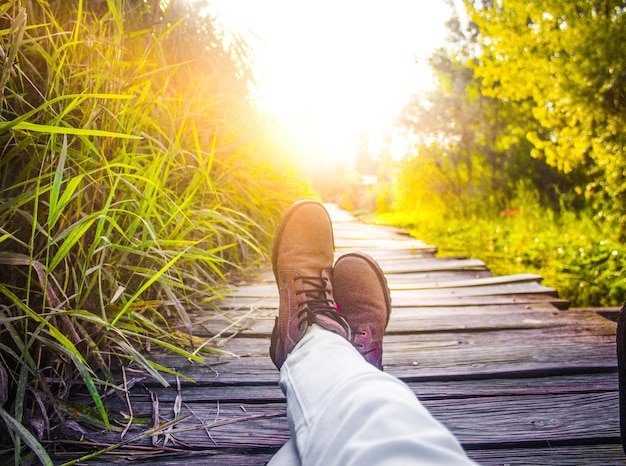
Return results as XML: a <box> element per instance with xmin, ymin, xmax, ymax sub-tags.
<box><xmin>48</xmin><ymin>135</ymin><xmax>67</xmax><ymax>230</ymax></box>
<box><xmin>110</xmin><ymin>248</ymin><xmax>188</xmax><ymax>326</ymax></box>
<box><xmin>0</xmin><ymin>405</ymin><xmax>54</xmax><ymax>466</ymax></box>
<box><xmin>2</xmin><ymin>121</ymin><xmax>142</xmax><ymax>139</ymax></box>
<box><xmin>48</xmin><ymin>214</ymin><xmax>97</xmax><ymax>271</ymax></box>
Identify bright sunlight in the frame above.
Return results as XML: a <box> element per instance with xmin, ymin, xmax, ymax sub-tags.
<box><xmin>209</xmin><ymin>0</ymin><xmax>456</xmax><ymax>168</ymax></box>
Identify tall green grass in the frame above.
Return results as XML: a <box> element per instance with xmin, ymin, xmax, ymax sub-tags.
<box><xmin>375</xmin><ymin>196</ymin><xmax>626</xmax><ymax>309</ymax></box>
<box><xmin>0</xmin><ymin>1</ymin><xmax>310</xmax><ymax>462</ymax></box>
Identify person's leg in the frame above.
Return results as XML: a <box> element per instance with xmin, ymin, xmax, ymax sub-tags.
<box><xmin>266</xmin><ymin>438</ymin><xmax>300</xmax><ymax>466</ymax></box>
<box><xmin>267</xmin><ymin>200</ymin><xmax>348</xmax><ymax>466</ymax></box>
<box><xmin>268</xmin><ymin>203</ymin><xmax>475</xmax><ymax>465</ymax></box>
<box><xmin>269</xmin><ymin>200</ymin><xmax>350</xmax><ymax>370</ymax></box>
<box><xmin>279</xmin><ymin>324</ymin><xmax>476</xmax><ymax>466</ymax></box>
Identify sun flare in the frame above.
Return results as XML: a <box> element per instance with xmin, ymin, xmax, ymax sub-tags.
<box><xmin>210</xmin><ymin>0</ymin><xmax>454</xmax><ymax>168</ymax></box>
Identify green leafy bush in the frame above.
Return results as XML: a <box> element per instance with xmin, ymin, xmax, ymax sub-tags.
<box><xmin>378</xmin><ymin>201</ymin><xmax>625</xmax><ymax>308</ymax></box>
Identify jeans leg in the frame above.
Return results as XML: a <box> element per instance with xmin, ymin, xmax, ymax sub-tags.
<box><xmin>275</xmin><ymin>324</ymin><xmax>477</xmax><ymax>466</ymax></box>
<box><xmin>267</xmin><ymin>438</ymin><xmax>300</xmax><ymax>466</ymax></box>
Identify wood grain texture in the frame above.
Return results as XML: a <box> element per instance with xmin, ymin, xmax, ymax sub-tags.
<box><xmin>83</xmin><ymin>389</ymin><xmax>620</xmax><ymax>449</ymax></box>
<box><xmin>71</xmin><ymin>204</ymin><xmax>621</xmax><ymax>465</ymax></box>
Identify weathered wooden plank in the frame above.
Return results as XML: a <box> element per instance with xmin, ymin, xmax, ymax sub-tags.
<box><xmin>331</xmin><ymin>224</ymin><xmax>405</xmax><ymax>235</ymax></box>
<box><xmin>221</xmin><ymin>270</ymin><xmax>503</xmax><ymax>302</ymax></box>
<box><xmin>466</xmin><ymin>444</ymin><xmax>625</xmax><ymax>466</ymax></box>
<box><xmin>84</xmin><ymin>452</ymin><xmax>278</xmax><ymax>466</ymax></box>
<box><xmin>139</xmin><ymin>333</ymin><xmax>615</xmax><ymax>386</ymax></box>
<box><xmin>384</xmin><ymin>269</ymin><xmax>493</xmax><ymax>281</ymax></box>
<box><xmin>197</xmin><ymin>310</ymin><xmax>564</xmax><ymax>338</ymax></box>
<box><xmin>75</xmin><ymin>444</ymin><xmax>626</xmax><ymax>466</ymax></box>
<box><xmin>332</xmin><ymin>221</ymin><xmax>412</xmax><ymax>235</ymax></box>
<box><xmin>189</xmin><ymin>303</ymin><xmax>597</xmax><ymax>338</ymax></box>
<box><xmin>84</xmin><ymin>403</ymin><xmax>288</xmax><ymax>449</ymax></box>
<box><xmin>332</xmin><ymin>226</ymin><xmax>412</xmax><ymax>240</ymax></box>
<box><xmin>384</xmin><ymin>305</ymin><xmax>604</xmax><ymax>333</ymax></box>
<box><xmin>217</xmin><ymin>293</ymin><xmax>570</xmax><ymax>310</ymax></box>
<box><xmin>383</xmin><ymin>343</ymin><xmax>616</xmax><ymax>380</ymax></box>
<box><xmin>218</xmin><ymin>260</ymin><xmax>511</xmax><ymax>306</ymax></box>
<box><xmin>227</xmin><ymin>268</ymin><xmax>496</xmax><ymax>289</ymax></box>
<box><xmin>85</xmin><ymin>391</ymin><xmax>620</xmax><ymax>449</ymax></box>
<box><xmin>224</xmin><ymin>274</ymin><xmax>550</xmax><ymax>298</ymax></box>
<box><xmin>112</xmin><ymin>372</ymin><xmax>617</xmax><ymax>402</ymax></box>
<box><xmin>334</xmin><ymin>248</ymin><xmax>437</xmax><ymax>258</ymax></box>
<box><xmin>227</xmin><ymin>281</ymin><xmax>558</xmax><ymax>301</ymax></box>
<box><xmin>333</xmin><ymin>231</ymin><xmax>432</xmax><ymax>244</ymax></box>
<box><xmin>378</xmin><ymin>258</ymin><xmax>489</xmax><ymax>273</ymax></box>
<box><xmin>218</xmin><ymin>312</ymin><xmax>614</xmax><ymax>349</ymax></box>
<box><xmin>428</xmin><ymin>391</ymin><xmax>620</xmax><ymax>445</ymax></box>
<box><xmin>175</xmin><ymin>309</ymin><xmax>616</xmax><ymax>367</ymax></box>
<box><xmin>390</xmin><ymin>294</ymin><xmax>571</xmax><ymax>309</ymax></box>
<box><xmin>334</xmin><ymin>238</ymin><xmax>434</xmax><ymax>250</ymax></box>
<box><xmin>389</xmin><ymin>273</ymin><xmax>545</xmax><ymax>289</ymax></box>
<box><xmin>164</xmin><ymin>309</ymin><xmax>616</xmax><ymax>386</ymax></box>
<box><xmin>246</xmin><ymin>256</ymin><xmax>482</xmax><ymax>275</ymax></box>
<box><xmin>392</xmin><ymin>281</ymin><xmax>558</xmax><ymax>298</ymax></box>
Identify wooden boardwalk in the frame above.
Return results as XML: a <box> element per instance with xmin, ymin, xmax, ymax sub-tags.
<box><xmin>79</xmin><ymin>205</ymin><xmax>622</xmax><ymax>465</ymax></box>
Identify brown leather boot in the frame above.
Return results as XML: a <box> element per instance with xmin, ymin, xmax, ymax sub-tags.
<box><xmin>269</xmin><ymin>201</ymin><xmax>351</xmax><ymax>369</ymax></box>
<box><xmin>332</xmin><ymin>252</ymin><xmax>392</xmax><ymax>370</ymax></box>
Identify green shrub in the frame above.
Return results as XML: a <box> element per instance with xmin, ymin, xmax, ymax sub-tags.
<box><xmin>377</xmin><ymin>202</ymin><xmax>625</xmax><ymax>308</ymax></box>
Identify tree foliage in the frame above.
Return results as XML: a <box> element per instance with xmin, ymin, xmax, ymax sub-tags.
<box><xmin>467</xmin><ymin>0</ymin><xmax>626</xmax><ymax>234</ymax></box>
<box><xmin>381</xmin><ymin>1</ymin><xmax>626</xmax><ymax>308</ymax></box>
<box><xmin>396</xmin><ymin>14</ymin><xmax>570</xmax><ymax>221</ymax></box>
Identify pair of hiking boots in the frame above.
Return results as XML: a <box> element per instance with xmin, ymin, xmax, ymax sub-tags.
<box><xmin>269</xmin><ymin>201</ymin><xmax>391</xmax><ymax>370</ymax></box>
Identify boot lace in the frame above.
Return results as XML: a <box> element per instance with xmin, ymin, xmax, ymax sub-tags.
<box><xmin>294</xmin><ymin>276</ymin><xmax>350</xmax><ymax>334</ymax></box>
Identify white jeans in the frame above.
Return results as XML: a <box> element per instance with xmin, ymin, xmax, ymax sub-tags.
<box><xmin>268</xmin><ymin>324</ymin><xmax>478</xmax><ymax>466</ymax></box>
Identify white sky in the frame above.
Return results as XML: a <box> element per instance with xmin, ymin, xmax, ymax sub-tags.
<box><xmin>208</xmin><ymin>0</ymin><xmax>456</xmax><ymax>166</ymax></box>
